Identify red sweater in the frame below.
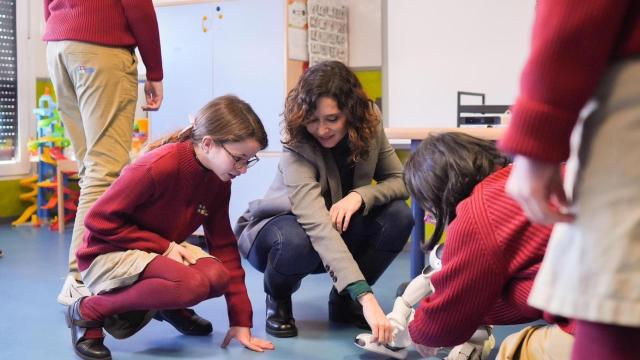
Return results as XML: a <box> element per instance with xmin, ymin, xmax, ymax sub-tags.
<box><xmin>409</xmin><ymin>167</ymin><xmax>563</xmax><ymax>347</ymax></box>
<box><xmin>78</xmin><ymin>141</ymin><xmax>252</xmax><ymax>327</ymax></box>
<box><xmin>499</xmin><ymin>0</ymin><xmax>640</xmax><ymax>162</ymax></box>
<box><xmin>43</xmin><ymin>0</ymin><xmax>163</xmax><ymax>81</ymax></box>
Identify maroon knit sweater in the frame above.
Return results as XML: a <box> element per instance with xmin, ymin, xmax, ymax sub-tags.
<box><xmin>499</xmin><ymin>0</ymin><xmax>640</xmax><ymax>162</ymax></box>
<box><xmin>78</xmin><ymin>141</ymin><xmax>252</xmax><ymax>327</ymax></box>
<box><xmin>43</xmin><ymin>0</ymin><xmax>163</xmax><ymax>81</ymax></box>
<box><xmin>409</xmin><ymin>167</ymin><xmax>565</xmax><ymax>347</ymax></box>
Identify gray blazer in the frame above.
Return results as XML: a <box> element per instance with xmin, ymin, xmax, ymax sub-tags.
<box><xmin>234</xmin><ymin>124</ymin><xmax>408</xmax><ymax>292</ymax></box>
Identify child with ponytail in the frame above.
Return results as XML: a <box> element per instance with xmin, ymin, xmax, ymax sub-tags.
<box><xmin>65</xmin><ymin>95</ymin><xmax>274</xmax><ymax>360</ymax></box>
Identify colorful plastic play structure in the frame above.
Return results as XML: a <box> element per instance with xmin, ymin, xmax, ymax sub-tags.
<box><xmin>12</xmin><ymin>88</ymin><xmax>79</xmax><ymax>230</ymax></box>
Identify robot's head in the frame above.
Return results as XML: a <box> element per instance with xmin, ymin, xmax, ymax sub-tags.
<box><xmin>429</xmin><ymin>244</ymin><xmax>443</xmax><ymax>271</ymax></box>
<box><xmin>422</xmin><ymin>244</ymin><xmax>443</xmax><ymax>276</ymax></box>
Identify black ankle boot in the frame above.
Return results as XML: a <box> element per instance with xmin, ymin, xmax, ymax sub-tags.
<box><xmin>265</xmin><ymin>295</ymin><xmax>298</xmax><ymax>337</ymax></box>
<box><xmin>66</xmin><ymin>297</ymin><xmax>112</xmax><ymax>360</ymax></box>
<box><xmin>153</xmin><ymin>308</ymin><xmax>212</xmax><ymax>336</ymax></box>
<box><xmin>328</xmin><ymin>288</ymin><xmax>370</xmax><ymax>330</ymax></box>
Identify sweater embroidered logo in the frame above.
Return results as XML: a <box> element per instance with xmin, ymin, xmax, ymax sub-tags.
<box><xmin>197</xmin><ymin>204</ymin><xmax>208</xmax><ymax>216</ymax></box>
<box><xmin>76</xmin><ymin>65</ymin><xmax>95</xmax><ymax>76</ymax></box>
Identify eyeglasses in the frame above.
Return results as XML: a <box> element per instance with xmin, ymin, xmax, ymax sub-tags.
<box><xmin>220</xmin><ymin>143</ymin><xmax>259</xmax><ymax>169</ymax></box>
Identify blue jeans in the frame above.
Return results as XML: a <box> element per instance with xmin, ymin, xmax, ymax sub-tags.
<box><xmin>246</xmin><ymin>199</ymin><xmax>413</xmax><ymax>298</ymax></box>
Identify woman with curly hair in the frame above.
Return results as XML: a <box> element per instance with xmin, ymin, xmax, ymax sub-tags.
<box><xmin>235</xmin><ymin>61</ymin><xmax>413</xmax><ymax>342</ymax></box>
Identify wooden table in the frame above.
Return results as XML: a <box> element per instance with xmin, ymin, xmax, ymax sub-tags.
<box><xmin>384</xmin><ymin>127</ymin><xmax>505</xmax><ymax>277</ymax></box>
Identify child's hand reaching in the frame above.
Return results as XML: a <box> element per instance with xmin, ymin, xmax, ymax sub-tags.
<box><xmin>162</xmin><ymin>242</ymin><xmax>197</xmax><ymax>266</ymax></box>
<box><xmin>221</xmin><ymin>326</ymin><xmax>275</xmax><ymax>352</ymax></box>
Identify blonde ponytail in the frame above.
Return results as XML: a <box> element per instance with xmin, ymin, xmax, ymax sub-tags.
<box><xmin>144</xmin><ymin>124</ymin><xmax>194</xmax><ymax>153</ymax></box>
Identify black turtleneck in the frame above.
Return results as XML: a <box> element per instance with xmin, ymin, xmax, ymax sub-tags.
<box><xmin>330</xmin><ymin>134</ymin><xmax>354</xmax><ymax>197</ymax></box>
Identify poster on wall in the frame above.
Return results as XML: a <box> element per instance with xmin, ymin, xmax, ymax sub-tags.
<box><xmin>307</xmin><ymin>0</ymin><xmax>348</xmax><ymax>66</ymax></box>
<box><xmin>288</xmin><ymin>0</ymin><xmax>309</xmax><ymax>61</ymax></box>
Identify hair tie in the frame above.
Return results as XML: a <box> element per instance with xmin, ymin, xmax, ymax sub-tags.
<box><xmin>178</xmin><ymin>114</ymin><xmax>196</xmax><ymax>138</ymax></box>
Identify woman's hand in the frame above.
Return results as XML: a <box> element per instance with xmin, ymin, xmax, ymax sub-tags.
<box><xmin>221</xmin><ymin>326</ymin><xmax>274</xmax><ymax>352</ymax></box>
<box><xmin>506</xmin><ymin>155</ymin><xmax>574</xmax><ymax>224</ymax></box>
<box><xmin>329</xmin><ymin>192</ymin><xmax>363</xmax><ymax>233</ymax></box>
<box><xmin>163</xmin><ymin>242</ymin><xmax>197</xmax><ymax>266</ymax></box>
<box><xmin>359</xmin><ymin>293</ymin><xmax>393</xmax><ymax>344</ymax></box>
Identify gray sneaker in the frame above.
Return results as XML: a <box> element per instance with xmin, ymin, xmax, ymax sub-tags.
<box><xmin>57</xmin><ymin>274</ymin><xmax>92</xmax><ymax>306</ymax></box>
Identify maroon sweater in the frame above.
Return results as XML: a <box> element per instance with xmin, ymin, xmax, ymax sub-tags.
<box><xmin>499</xmin><ymin>0</ymin><xmax>640</xmax><ymax>162</ymax></box>
<box><xmin>78</xmin><ymin>141</ymin><xmax>252</xmax><ymax>327</ymax></box>
<box><xmin>409</xmin><ymin>167</ymin><xmax>563</xmax><ymax>347</ymax></box>
<box><xmin>43</xmin><ymin>0</ymin><xmax>163</xmax><ymax>81</ymax></box>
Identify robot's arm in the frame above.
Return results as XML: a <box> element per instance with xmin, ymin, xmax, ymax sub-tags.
<box><xmin>354</xmin><ymin>245</ymin><xmax>444</xmax><ymax>357</ymax></box>
<box><xmin>396</xmin><ymin>243</ymin><xmax>443</xmax><ymax>309</ymax></box>
<box><xmin>387</xmin><ymin>244</ymin><xmax>443</xmax><ymax>338</ymax></box>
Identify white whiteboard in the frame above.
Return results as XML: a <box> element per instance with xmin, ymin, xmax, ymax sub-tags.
<box><xmin>383</xmin><ymin>0</ymin><xmax>536</xmax><ymax>128</ymax></box>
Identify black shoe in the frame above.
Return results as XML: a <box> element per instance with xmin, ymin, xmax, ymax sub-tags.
<box><xmin>153</xmin><ymin>308</ymin><xmax>212</xmax><ymax>336</ymax></box>
<box><xmin>265</xmin><ymin>295</ymin><xmax>298</xmax><ymax>338</ymax></box>
<box><xmin>65</xmin><ymin>297</ymin><xmax>111</xmax><ymax>360</ymax></box>
<box><xmin>328</xmin><ymin>288</ymin><xmax>370</xmax><ymax>330</ymax></box>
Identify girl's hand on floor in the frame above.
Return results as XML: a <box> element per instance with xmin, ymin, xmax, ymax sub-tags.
<box><xmin>329</xmin><ymin>192</ymin><xmax>363</xmax><ymax>233</ymax></box>
<box><xmin>359</xmin><ymin>293</ymin><xmax>393</xmax><ymax>345</ymax></box>
<box><xmin>221</xmin><ymin>326</ymin><xmax>275</xmax><ymax>352</ymax></box>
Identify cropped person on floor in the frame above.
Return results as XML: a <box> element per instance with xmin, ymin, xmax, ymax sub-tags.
<box><xmin>500</xmin><ymin>1</ymin><xmax>640</xmax><ymax>359</ymax></box>
<box><xmin>66</xmin><ymin>96</ymin><xmax>274</xmax><ymax>360</ymax></box>
<box><xmin>44</xmin><ymin>0</ymin><xmax>165</xmax><ymax>306</ymax></box>
<box><xmin>401</xmin><ymin>133</ymin><xmax>574</xmax><ymax>359</ymax></box>
<box><xmin>235</xmin><ymin>61</ymin><xmax>413</xmax><ymax>343</ymax></box>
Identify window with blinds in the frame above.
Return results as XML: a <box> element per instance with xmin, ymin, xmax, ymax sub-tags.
<box><xmin>0</xmin><ymin>0</ymin><xmax>16</xmax><ymax>162</ymax></box>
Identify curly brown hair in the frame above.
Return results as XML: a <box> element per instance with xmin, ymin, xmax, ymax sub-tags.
<box><xmin>282</xmin><ymin>61</ymin><xmax>379</xmax><ymax>163</ymax></box>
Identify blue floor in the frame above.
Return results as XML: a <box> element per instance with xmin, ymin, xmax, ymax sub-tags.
<box><xmin>0</xmin><ymin>224</ymin><xmax>531</xmax><ymax>359</ymax></box>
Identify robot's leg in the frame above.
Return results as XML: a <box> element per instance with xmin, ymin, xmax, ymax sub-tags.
<box><xmin>354</xmin><ymin>333</ymin><xmax>408</xmax><ymax>360</ymax></box>
<box><xmin>446</xmin><ymin>326</ymin><xmax>495</xmax><ymax>360</ymax></box>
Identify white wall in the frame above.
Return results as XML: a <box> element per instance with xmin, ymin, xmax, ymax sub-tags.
<box><xmin>28</xmin><ymin>0</ymin><xmax>48</xmax><ymax>79</ymax></box>
<box><xmin>383</xmin><ymin>0</ymin><xmax>536</xmax><ymax>128</ymax></box>
<box><xmin>348</xmin><ymin>0</ymin><xmax>381</xmax><ymax>68</ymax></box>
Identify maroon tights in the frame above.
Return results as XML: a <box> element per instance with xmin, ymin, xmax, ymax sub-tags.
<box><xmin>571</xmin><ymin>320</ymin><xmax>640</xmax><ymax>360</ymax></box>
<box><xmin>80</xmin><ymin>256</ymin><xmax>230</xmax><ymax>323</ymax></box>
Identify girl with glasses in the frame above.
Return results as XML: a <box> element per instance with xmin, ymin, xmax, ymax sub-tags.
<box><xmin>65</xmin><ymin>95</ymin><xmax>274</xmax><ymax>360</ymax></box>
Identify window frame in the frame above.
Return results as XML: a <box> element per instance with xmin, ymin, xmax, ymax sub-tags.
<box><xmin>0</xmin><ymin>0</ymin><xmax>33</xmax><ymax>177</ymax></box>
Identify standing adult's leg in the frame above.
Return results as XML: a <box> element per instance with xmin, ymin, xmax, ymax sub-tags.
<box><xmin>46</xmin><ymin>41</ymin><xmax>88</xmax><ymax>283</ymax></box>
<box><xmin>571</xmin><ymin>321</ymin><xmax>640</xmax><ymax>360</ymax></box>
<box><xmin>48</xmin><ymin>41</ymin><xmax>138</xmax><ymax>304</ymax></box>
<box><xmin>67</xmin><ymin>42</ymin><xmax>138</xmax><ymax>276</ymax></box>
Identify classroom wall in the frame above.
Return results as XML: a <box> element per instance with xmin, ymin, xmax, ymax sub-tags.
<box><xmin>28</xmin><ymin>0</ymin><xmax>48</xmax><ymax>79</ymax></box>
<box><xmin>348</xmin><ymin>0</ymin><xmax>381</xmax><ymax>69</ymax></box>
<box><xmin>383</xmin><ymin>0</ymin><xmax>536</xmax><ymax>128</ymax></box>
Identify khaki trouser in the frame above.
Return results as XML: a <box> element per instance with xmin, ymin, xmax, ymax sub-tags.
<box><xmin>497</xmin><ymin>325</ymin><xmax>574</xmax><ymax>360</ymax></box>
<box><xmin>47</xmin><ymin>41</ymin><xmax>138</xmax><ymax>280</ymax></box>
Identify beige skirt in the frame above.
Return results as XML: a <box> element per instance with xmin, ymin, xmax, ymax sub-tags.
<box><xmin>80</xmin><ymin>242</ymin><xmax>213</xmax><ymax>339</ymax></box>
<box><xmin>528</xmin><ymin>57</ymin><xmax>640</xmax><ymax>326</ymax></box>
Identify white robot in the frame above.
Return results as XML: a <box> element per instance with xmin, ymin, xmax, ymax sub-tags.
<box><xmin>354</xmin><ymin>245</ymin><xmax>495</xmax><ymax>360</ymax></box>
